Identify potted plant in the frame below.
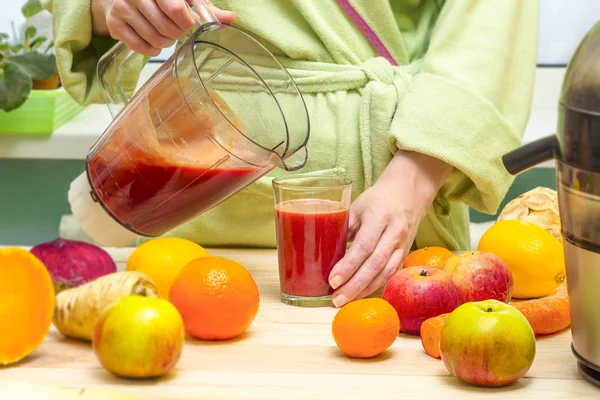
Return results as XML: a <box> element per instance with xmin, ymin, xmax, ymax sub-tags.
<box><xmin>0</xmin><ymin>0</ymin><xmax>85</xmax><ymax>135</ymax></box>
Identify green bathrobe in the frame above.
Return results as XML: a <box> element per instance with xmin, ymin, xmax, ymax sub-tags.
<box><xmin>42</xmin><ymin>0</ymin><xmax>539</xmax><ymax>250</ymax></box>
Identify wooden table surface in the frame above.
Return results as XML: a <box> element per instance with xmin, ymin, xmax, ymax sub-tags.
<box><xmin>1</xmin><ymin>247</ymin><xmax>599</xmax><ymax>399</ymax></box>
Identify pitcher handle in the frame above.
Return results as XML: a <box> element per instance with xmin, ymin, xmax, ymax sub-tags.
<box><xmin>96</xmin><ymin>0</ymin><xmax>218</xmax><ymax>119</ymax></box>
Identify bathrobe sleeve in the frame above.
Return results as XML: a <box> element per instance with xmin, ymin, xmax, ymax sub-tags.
<box><xmin>387</xmin><ymin>0</ymin><xmax>539</xmax><ymax>214</ymax></box>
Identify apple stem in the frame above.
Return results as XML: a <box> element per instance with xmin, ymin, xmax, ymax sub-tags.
<box><xmin>487</xmin><ymin>308</ymin><xmax>492</xmax><ymax>312</ymax></box>
<box><xmin>420</xmin><ymin>269</ymin><xmax>428</xmax><ymax>277</ymax></box>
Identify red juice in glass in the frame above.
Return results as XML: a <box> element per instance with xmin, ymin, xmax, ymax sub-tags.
<box><xmin>272</xmin><ymin>176</ymin><xmax>352</xmax><ymax>307</ymax></box>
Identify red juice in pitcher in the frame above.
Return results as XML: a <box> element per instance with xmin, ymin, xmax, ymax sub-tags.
<box><xmin>87</xmin><ymin>152</ymin><xmax>264</xmax><ymax>236</ymax></box>
<box><xmin>86</xmin><ymin>70</ymin><xmax>269</xmax><ymax>237</ymax></box>
<box><xmin>275</xmin><ymin>199</ymin><xmax>350</xmax><ymax>297</ymax></box>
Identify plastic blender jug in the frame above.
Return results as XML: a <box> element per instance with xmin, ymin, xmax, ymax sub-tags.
<box><xmin>67</xmin><ymin>0</ymin><xmax>310</xmax><ymax>247</ymax></box>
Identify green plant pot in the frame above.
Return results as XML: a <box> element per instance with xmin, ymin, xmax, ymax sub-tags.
<box><xmin>0</xmin><ymin>87</ymin><xmax>86</xmax><ymax>135</ymax></box>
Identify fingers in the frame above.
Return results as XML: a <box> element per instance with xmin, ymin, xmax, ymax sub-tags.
<box><xmin>188</xmin><ymin>0</ymin><xmax>237</xmax><ymax>24</ymax></box>
<box><xmin>354</xmin><ymin>248</ymin><xmax>405</xmax><ymax>300</ymax></box>
<box><xmin>138</xmin><ymin>0</ymin><xmax>186</xmax><ymax>40</ymax></box>
<box><xmin>206</xmin><ymin>2</ymin><xmax>237</xmax><ymax>24</ymax></box>
<box><xmin>106</xmin><ymin>16</ymin><xmax>162</xmax><ymax>56</ymax></box>
<box><xmin>156</xmin><ymin>0</ymin><xmax>197</xmax><ymax>31</ymax></box>
<box><xmin>107</xmin><ymin>0</ymin><xmax>171</xmax><ymax>56</ymax></box>
<box><xmin>125</xmin><ymin>8</ymin><xmax>177</xmax><ymax>49</ymax></box>
<box><xmin>105</xmin><ymin>0</ymin><xmax>236</xmax><ymax>57</ymax></box>
<box><xmin>331</xmin><ymin>223</ymin><xmax>403</xmax><ymax>308</ymax></box>
<box><xmin>328</xmin><ymin>212</ymin><xmax>387</xmax><ymax>292</ymax></box>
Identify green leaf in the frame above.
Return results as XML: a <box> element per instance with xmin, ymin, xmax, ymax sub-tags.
<box><xmin>9</xmin><ymin>52</ymin><xmax>57</xmax><ymax>80</ymax></box>
<box><xmin>11</xmin><ymin>44</ymin><xmax>24</xmax><ymax>53</ymax></box>
<box><xmin>30</xmin><ymin>37</ymin><xmax>47</xmax><ymax>51</ymax></box>
<box><xmin>21</xmin><ymin>0</ymin><xmax>43</xmax><ymax>18</ymax></box>
<box><xmin>0</xmin><ymin>33</ymin><xmax>8</xmax><ymax>39</ymax></box>
<box><xmin>0</xmin><ymin>60</ymin><xmax>33</xmax><ymax>111</ymax></box>
<box><xmin>0</xmin><ymin>43</ymin><xmax>9</xmax><ymax>51</ymax></box>
<box><xmin>25</xmin><ymin>26</ymin><xmax>37</xmax><ymax>40</ymax></box>
<box><xmin>45</xmin><ymin>41</ymin><xmax>54</xmax><ymax>52</ymax></box>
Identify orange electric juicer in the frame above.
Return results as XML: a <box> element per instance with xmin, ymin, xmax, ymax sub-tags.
<box><xmin>67</xmin><ymin>0</ymin><xmax>310</xmax><ymax>247</ymax></box>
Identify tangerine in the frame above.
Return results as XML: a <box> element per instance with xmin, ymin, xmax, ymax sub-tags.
<box><xmin>331</xmin><ymin>298</ymin><xmax>399</xmax><ymax>358</ymax></box>
<box><xmin>403</xmin><ymin>246</ymin><xmax>454</xmax><ymax>269</ymax></box>
<box><xmin>169</xmin><ymin>256</ymin><xmax>260</xmax><ymax>340</ymax></box>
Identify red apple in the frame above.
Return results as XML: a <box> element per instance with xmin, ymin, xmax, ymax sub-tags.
<box><xmin>443</xmin><ymin>251</ymin><xmax>513</xmax><ymax>304</ymax></box>
<box><xmin>381</xmin><ymin>266</ymin><xmax>461</xmax><ymax>335</ymax></box>
<box><xmin>439</xmin><ymin>299</ymin><xmax>536</xmax><ymax>387</ymax></box>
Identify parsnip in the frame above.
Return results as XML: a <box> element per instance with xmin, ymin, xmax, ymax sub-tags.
<box><xmin>53</xmin><ymin>271</ymin><xmax>158</xmax><ymax>341</ymax></box>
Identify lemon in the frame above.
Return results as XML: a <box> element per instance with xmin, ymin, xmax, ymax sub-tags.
<box><xmin>478</xmin><ymin>219</ymin><xmax>566</xmax><ymax>299</ymax></box>
<box><xmin>126</xmin><ymin>237</ymin><xmax>209</xmax><ymax>299</ymax></box>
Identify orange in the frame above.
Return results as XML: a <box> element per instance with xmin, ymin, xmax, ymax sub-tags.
<box><xmin>126</xmin><ymin>237</ymin><xmax>209</xmax><ymax>299</ymax></box>
<box><xmin>478</xmin><ymin>219</ymin><xmax>566</xmax><ymax>299</ymax></box>
<box><xmin>169</xmin><ymin>256</ymin><xmax>260</xmax><ymax>340</ymax></box>
<box><xmin>0</xmin><ymin>248</ymin><xmax>55</xmax><ymax>365</ymax></box>
<box><xmin>403</xmin><ymin>246</ymin><xmax>454</xmax><ymax>269</ymax></box>
<box><xmin>331</xmin><ymin>298</ymin><xmax>399</xmax><ymax>358</ymax></box>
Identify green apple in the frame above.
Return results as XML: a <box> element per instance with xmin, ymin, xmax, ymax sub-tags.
<box><xmin>93</xmin><ymin>295</ymin><xmax>185</xmax><ymax>379</ymax></box>
<box><xmin>439</xmin><ymin>299</ymin><xmax>536</xmax><ymax>387</ymax></box>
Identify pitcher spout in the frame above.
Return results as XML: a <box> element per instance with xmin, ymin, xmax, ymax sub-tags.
<box><xmin>274</xmin><ymin>146</ymin><xmax>309</xmax><ymax>172</ymax></box>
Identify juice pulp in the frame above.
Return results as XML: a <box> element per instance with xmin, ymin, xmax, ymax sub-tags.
<box><xmin>275</xmin><ymin>199</ymin><xmax>349</xmax><ymax>297</ymax></box>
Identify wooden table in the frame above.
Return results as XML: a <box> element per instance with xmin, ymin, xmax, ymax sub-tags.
<box><xmin>1</xmin><ymin>247</ymin><xmax>599</xmax><ymax>399</ymax></box>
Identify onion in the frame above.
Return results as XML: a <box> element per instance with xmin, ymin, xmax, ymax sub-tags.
<box><xmin>30</xmin><ymin>238</ymin><xmax>117</xmax><ymax>294</ymax></box>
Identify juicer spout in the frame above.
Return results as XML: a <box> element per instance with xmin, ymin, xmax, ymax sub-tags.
<box><xmin>502</xmin><ymin>135</ymin><xmax>559</xmax><ymax>175</ymax></box>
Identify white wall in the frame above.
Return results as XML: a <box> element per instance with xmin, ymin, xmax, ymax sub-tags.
<box><xmin>1</xmin><ymin>1</ymin><xmax>54</xmax><ymax>51</ymax></box>
<box><xmin>538</xmin><ymin>0</ymin><xmax>600</xmax><ymax>65</ymax></box>
<box><xmin>1</xmin><ymin>1</ymin><xmax>30</xmax><ymax>38</ymax></box>
<box><xmin>0</xmin><ymin>2</ymin><xmax>23</xmax><ymax>32</ymax></box>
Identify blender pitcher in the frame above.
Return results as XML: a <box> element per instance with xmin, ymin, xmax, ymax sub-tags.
<box><xmin>67</xmin><ymin>0</ymin><xmax>310</xmax><ymax>247</ymax></box>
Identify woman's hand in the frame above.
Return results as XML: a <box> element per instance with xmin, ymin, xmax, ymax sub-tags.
<box><xmin>92</xmin><ymin>0</ymin><xmax>236</xmax><ymax>56</ymax></box>
<box><xmin>328</xmin><ymin>150</ymin><xmax>454</xmax><ymax>308</ymax></box>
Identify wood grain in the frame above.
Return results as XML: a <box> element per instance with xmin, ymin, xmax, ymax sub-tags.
<box><xmin>1</xmin><ymin>247</ymin><xmax>599</xmax><ymax>399</ymax></box>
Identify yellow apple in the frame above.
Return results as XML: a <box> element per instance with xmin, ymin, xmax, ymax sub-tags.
<box><xmin>439</xmin><ymin>299</ymin><xmax>536</xmax><ymax>387</ymax></box>
<box><xmin>92</xmin><ymin>295</ymin><xmax>185</xmax><ymax>378</ymax></box>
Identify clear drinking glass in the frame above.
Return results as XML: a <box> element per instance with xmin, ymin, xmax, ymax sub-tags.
<box><xmin>272</xmin><ymin>176</ymin><xmax>353</xmax><ymax>307</ymax></box>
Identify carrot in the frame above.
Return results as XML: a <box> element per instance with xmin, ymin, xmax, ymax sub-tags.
<box><xmin>420</xmin><ymin>313</ymin><xmax>450</xmax><ymax>359</ymax></box>
<box><xmin>0</xmin><ymin>248</ymin><xmax>55</xmax><ymax>365</ymax></box>
<box><xmin>53</xmin><ymin>271</ymin><xmax>158</xmax><ymax>341</ymax></box>
<box><xmin>510</xmin><ymin>283</ymin><xmax>570</xmax><ymax>336</ymax></box>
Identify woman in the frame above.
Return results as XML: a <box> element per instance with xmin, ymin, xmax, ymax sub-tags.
<box><xmin>42</xmin><ymin>0</ymin><xmax>539</xmax><ymax>307</ymax></box>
